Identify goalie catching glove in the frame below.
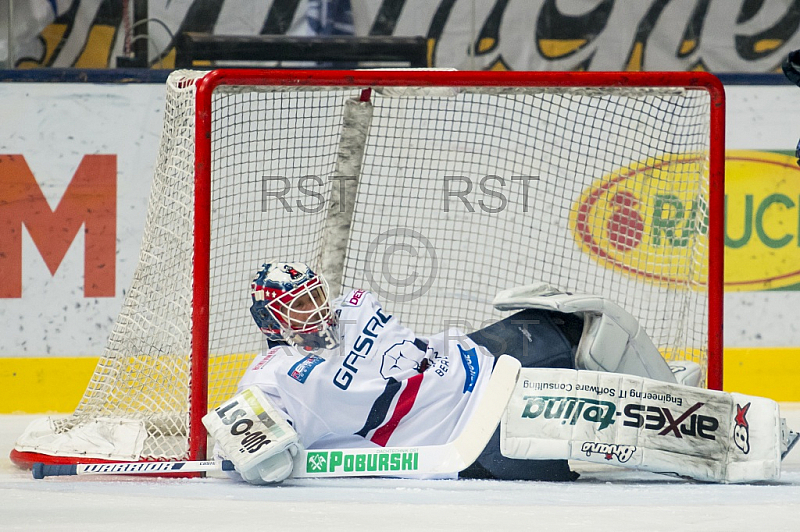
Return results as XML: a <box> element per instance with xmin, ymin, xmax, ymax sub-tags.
<box><xmin>202</xmin><ymin>386</ymin><xmax>300</xmax><ymax>485</ymax></box>
<box><xmin>493</xmin><ymin>282</ymin><xmax>678</xmax><ymax>383</ymax></box>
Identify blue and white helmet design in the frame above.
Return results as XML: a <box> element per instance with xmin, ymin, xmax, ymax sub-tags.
<box><xmin>249</xmin><ymin>262</ymin><xmax>338</xmax><ymax>349</ymax></box>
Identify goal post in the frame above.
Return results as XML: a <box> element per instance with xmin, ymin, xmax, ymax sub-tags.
<box><xmin>10</xmin><ymin>69</ymin><xmax>725</xmax><ymax>470</ymax></box>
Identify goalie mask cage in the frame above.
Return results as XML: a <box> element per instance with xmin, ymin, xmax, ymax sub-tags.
<box><xmin>11</xmin><ymin>69</ymin><xmax>724</xmax><ymax>469</ymax></box>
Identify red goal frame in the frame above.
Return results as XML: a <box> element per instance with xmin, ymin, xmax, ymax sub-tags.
<box><xmin>191</xmin><ymin>69</ymin><xmax>724</xmax><ymax>464</ymax></box>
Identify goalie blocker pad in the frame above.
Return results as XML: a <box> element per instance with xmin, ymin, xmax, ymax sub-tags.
<box><xmin>202</xmin><ymin>386</ymin><xmax>300</xmax><ymax>484</ymax></box>
<box><xmin>501</xmin><ymin>368</ymin><xmax>786</xmax><ymax>483</ymax></box>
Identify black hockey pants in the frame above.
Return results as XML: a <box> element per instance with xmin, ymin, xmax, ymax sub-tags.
<box><xmin>460</xmin><ymin>308</ymin><xmax>583</xmax><ymax>482</ymax></box>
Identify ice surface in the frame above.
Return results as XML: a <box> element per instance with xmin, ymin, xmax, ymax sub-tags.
<box><xmin>2</xmin><ymin>410</ymin><xmax>800</xmax><ymax>532</ymax></box>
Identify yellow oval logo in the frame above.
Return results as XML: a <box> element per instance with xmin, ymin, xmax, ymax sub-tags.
<box><xmin>725</xmin><ymin>150</ymin><xmax>800</xmax><ymax>291</ymax></box>
<box><xmin>571</xmin><ymin>150</ymin><xmax>800</xmax><ymax>291</ymax></box>
<box><xmin>569</xmin><ymin>153</ymin><xmax>708</xmax><ymax>287</ymax></box>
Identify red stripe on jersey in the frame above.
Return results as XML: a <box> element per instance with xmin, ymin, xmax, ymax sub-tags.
<box><xmin>370</xmin><ymin>373</ymin><xmax>424</xmax><ymax>447</ymax></box>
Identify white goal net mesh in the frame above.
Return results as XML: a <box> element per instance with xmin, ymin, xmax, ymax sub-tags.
<box><xmin>23</xmin><ymin>70</ymin><xmax>716</xmax><ymax>462</ymax></box>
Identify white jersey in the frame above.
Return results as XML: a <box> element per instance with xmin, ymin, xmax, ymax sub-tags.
<box><xmin>237</xmin><ymin>289</ymin><xmax>495</xmax><ymax>451</ymax></box>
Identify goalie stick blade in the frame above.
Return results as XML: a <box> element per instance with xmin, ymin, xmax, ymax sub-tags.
<box><xmin>291</xmin><ymin>354</ymin><xmax>521</xmax><ymax>479</ymax></box>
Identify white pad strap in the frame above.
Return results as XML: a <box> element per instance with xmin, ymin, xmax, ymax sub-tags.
<box><xmin>203</xmin><ymin>386</ymin><xmax>300</xmax><ymax>484</ymax></box>
<box><xmin>501</xmin><ymin>368</ymin><xmax>787</xmax><ymax>483</ymax></box>
<box><xmin>493</xmin><ymin>282</ymin><xmax>676</xmax><ymax>383</ymax></box>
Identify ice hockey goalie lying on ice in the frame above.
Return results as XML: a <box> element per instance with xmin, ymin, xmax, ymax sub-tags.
<box><xmin>203</xmin><ymin>262</ymin><xmax>798</xmax><ymax>485</ymax></box>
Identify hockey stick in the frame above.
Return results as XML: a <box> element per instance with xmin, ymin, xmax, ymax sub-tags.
<box><xmin>32</xmin><ymin>460</ymin><xmax>235</xmax><ymax>479</ymax></box>
<box><xmin>33</xmin><ymin>355</ymin><xmax>521</xmax><ymax>480</ymax></box>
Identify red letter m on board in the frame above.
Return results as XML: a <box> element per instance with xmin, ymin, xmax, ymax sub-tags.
<box><xmin>0</xmin><ymin>155</ymin><xmax>116</xmax><ymax>298</ymax></box>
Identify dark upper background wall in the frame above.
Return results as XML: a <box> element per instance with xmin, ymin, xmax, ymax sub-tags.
<box><xmin>4</xmin><ymin>0</ymin><xmax>800</xmax><ymax>72</ymax></box>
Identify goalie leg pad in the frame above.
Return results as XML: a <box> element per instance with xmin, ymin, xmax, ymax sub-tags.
<box><xmin>493</xmin><ymin>283</ymin><xmax>676</xmax><ymax>383</ymax></box>
<box><xmin>203</xmin><ymin>386</ymin><xmax>300</xmax><ymax>484</ymax></box>
<box><xmin>500</xmin><ymin>367</ymin><xmax>788</xmax><ymax>483</ymax></box>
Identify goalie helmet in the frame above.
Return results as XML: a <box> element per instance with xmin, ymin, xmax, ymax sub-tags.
<box><xmin>249</xmin><ymin>262</ymin><xmax>339</xmax><ymax>350</ymax></box>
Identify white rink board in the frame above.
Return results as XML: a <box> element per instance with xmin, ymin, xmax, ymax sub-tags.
<box><xmin>0</xmin><ymin>80</ymin><xmax>800</xmax><ymax>358</ymax></box>
<box><xmin>0</xmin><ymin>83</ymin><xmax>164</xmax><ymax>357</ymax></box>
<box><xmin>724</xmin><ymin>85</ymin><xmax>800</xmax><ymax>347</ymax></box>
